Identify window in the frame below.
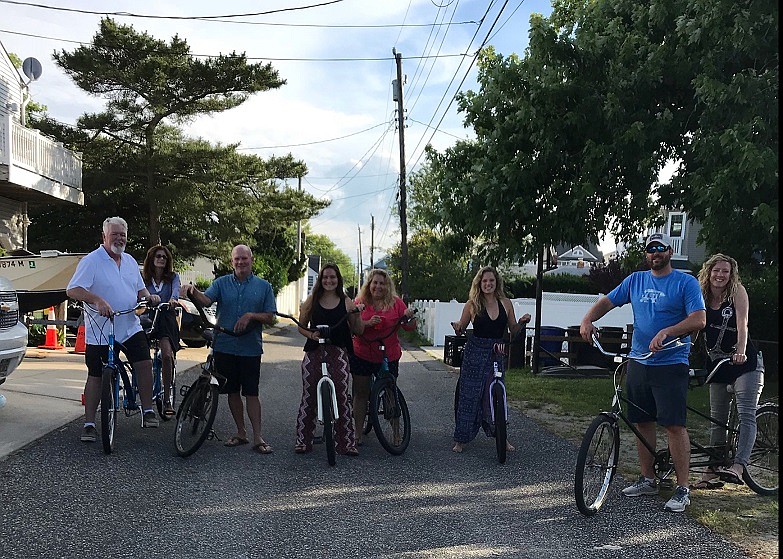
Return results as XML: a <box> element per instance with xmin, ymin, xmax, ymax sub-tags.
<box><xmin>668</xmin><ymin>213</ymin><xmax>685</xmax><ymax>238</ymax></box>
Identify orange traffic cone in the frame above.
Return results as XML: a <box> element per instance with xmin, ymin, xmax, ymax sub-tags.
<box><xmin>38</xmin><ymin>306</ymin><xmax>64</xmax><ymax>350</ymax></box>
<box><xmin>70</xmin><ymin>324</ymin><xmax>86</xmax><ymax>354</ymax></box>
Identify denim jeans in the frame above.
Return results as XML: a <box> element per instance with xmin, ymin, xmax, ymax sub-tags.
<box><xmin>709</xmin><ymin>353</ymin><xmax>765</xmax><ymax>466</ymax></box>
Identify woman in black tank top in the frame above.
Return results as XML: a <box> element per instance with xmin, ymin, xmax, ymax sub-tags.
<box><xmin>449</xmin><ymin>266</ymin><xmax>531</xmax><ymax>454</ymax></box>
<box><xmin>293</xmin><ymin>264</ymin><xmax>364</xmax><ymax>455</ymax></box>
<box><xmin>695</xmin><ymin>254</ymin><xmax>764</xmax><ymax>487</ymax></box>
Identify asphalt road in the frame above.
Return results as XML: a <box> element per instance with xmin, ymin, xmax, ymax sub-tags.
<box><xmin>0</xmin><ymin>324</ymin><xmax>747</xmax><ymax>559</ymax></box>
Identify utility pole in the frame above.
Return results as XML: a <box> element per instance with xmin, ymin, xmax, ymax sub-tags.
<box><xmin>358</xmin><ymin>225</ymin><xmax>363</xmax><ymax>284</ymax></box>
<box><xmin>370</xmin><ymin>215</ymin><xmax>375</xmax><ymax>269</ymax></box>
<box><xmin>392</xmin><ymin>48</ymin><xmax>408</xmax><ymax>301</ymax></box>
<box><xmin>296</xmin><ymin>175</ymin><xmax>303</xmax><ymax>304</ymax></box>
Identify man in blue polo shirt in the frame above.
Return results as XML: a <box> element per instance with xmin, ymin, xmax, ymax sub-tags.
<box><xmin>580</xmin><ymin>233</ymin><xmax>706</xmax><ymax>512</ymax></box>
<box><xmin>185</xmin><ymin>244</ymin><xmax>276</xmax><ymax>454</ymax></box>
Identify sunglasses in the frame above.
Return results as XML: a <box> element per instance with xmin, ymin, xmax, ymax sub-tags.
<box><xmin>646</xmin><ymin>245</ymin><xmax>669</xmax><ymax>254</ymax></box>
<box><xmin>154</xmin><ymin>254</ymin><xmax>168</xmax><ymax>260</ymax></box>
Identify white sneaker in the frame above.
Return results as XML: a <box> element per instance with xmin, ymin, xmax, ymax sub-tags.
<box><xmin>622</xmin><ymin>476</ymin><xmax>659</xmax><ymax>496</ymax></box>
<box><xmin>664</xmin><ymin>485</ymin><xmax>690</xmax><ymax>512</ymax></box>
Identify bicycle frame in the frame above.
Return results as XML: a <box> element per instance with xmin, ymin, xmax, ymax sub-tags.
<box><xmin>486</xmin><ymin>352</ymin><xmax>508</xmax><ymax>429</ymax></box>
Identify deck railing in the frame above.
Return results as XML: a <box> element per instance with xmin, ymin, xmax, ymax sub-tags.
<box><xmin>0</xmin><ymin>114</ymin><xmax>82</xmax><ymax>191</ymax></box>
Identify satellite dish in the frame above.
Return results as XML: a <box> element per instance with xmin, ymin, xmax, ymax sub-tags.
<box><xmin>22</xmin><ymin>57</ymin><xmax>42</xmax><ymax>82</ymax></box>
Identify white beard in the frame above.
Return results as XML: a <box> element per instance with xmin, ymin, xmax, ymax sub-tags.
<box><xmin>110</xmin><ymin>244</ymin><xmax>125</xmax><ymax>256</ymax></box>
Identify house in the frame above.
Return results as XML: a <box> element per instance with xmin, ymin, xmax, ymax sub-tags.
<box><xmin>0</xmin><ymin>40</ymin><xmax>83</xmax><ymax>251</ymax></box>
<box><xmin>546</xmin><ymin>243</ymin><xmax>603</xmax><ymax>276</ymax></box>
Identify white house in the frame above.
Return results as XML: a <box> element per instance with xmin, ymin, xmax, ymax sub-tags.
<box><xmin>0</xmin><ymin>40</ymin><xmax>83</xmax><ymax>251</ymax></box>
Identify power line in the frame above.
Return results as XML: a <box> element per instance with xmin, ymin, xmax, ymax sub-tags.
<box><xmin>0</xmin><ymin>0</ymin><xmax>347</xmax><ymax>19</ymax></box>
<box><xmin>236</xmin><ymin>122</ymin><xmax>389</xmax><ymax>150</ymax></box>
<box><xmin>0</xmin><ymin>28</ymin><xmax>470</xmax><ymax>62</ymax></box>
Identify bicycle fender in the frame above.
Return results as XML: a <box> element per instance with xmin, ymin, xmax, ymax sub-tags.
<box><xmin>316</xmin><ymin>377</ymin><xmax>339</xmax><ymax>422</ymax></box>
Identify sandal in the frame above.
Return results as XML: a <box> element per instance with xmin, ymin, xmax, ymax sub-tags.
<box><xmin>224</xmin><ymin>436</ymin><xmax>249</xmax><ymax>447</ymax></box>
<box><xmin>252</xmin><ymin>442</ymin><xmax>273</xmax><ymax>454</ymax></box>
<box><xmin>163</xmin><ymin>404</ymin><xmax>176</xmax><ymax>417</ymax></box>
<box><xmin>716</xmin><ymin>466</ymin><xmax>744</xmax><ymax>485</ymax></box>
<box><xmin>689</xmin><ymin>479</ymin><xmax>725</xmax><ymax>490</ymax></box>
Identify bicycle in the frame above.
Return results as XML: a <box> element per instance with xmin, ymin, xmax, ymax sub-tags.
<box><xmin>81</xmin><ymin>300</ymin><xmax>149</xmax><ymax>454</ymax></box>
<box><xmin>275</xmin><ymin>309</ymin><xmax>359</xmax><ymax>466</ymax></box>
<box><xmin>357</xmin><ymin>311</ymin><xmax>416</xmax><ymax>456</ymax></box>
<box><xmin>140</xmin><ymin>302</ymin><xmax>179</xmax><ymax>420</ymax></box>
<box><xmin>452</xmin><ymin>336</ymin><xmax>513</xmax><ymax>464</ymax></box>
<box><xmin>173</xmin><ymin>296</ymin><xmax>242</xmax><ymax>458</ymax></box>
<box><xmin>574</xmin><ymin>334</ymin><xmax>779</xmax><ymax>516</ymax></box>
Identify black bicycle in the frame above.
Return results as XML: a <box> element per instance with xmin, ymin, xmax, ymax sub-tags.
<box><xmin>276</xmin><ymin>309</ymin><xmax>359</xmax><ymax>466</ymax></box>
<box><xmin>575</xmin><ymin>335</ymin><xmax>778</xmax><ymax>516</ymax></box>
<box><xmin>173</xmin><ymin>297</ymin><xmax>244</xmax><ymax>458</ymax></box>
<box><xmin>358</xmin><ymin>311</ymin><xmax>417</xmax><ymax>455</ymax></box>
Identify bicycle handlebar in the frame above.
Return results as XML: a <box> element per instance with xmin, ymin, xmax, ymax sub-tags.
<box><xmin>275</xmin><ymin>308</ymin><xmax>360</xmax><ymax>340</ymax></box>
<box><xmin>591</xmin><ymin>332</ymin><xmax>689</xmax><ymax>361</ymax></box>
<box><xmin>357</xmin><ymin>308</ymin><xmax>418</xmax><ymax>345</ymax></box>
<box><xmin>187</xmin><ymin>296</ymin><xmax>245</xmax><ymax>338</ymax></box>
<box><xmin>83</xmin><ymin>299</ymin><xmax>149</xmax><ymax>318</ymax></box>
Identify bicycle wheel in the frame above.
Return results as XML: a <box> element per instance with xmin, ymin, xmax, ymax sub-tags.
<box><xmin>492</xmin><ymin>382</ymin><xmax>507</xmax><ymax>464</ymax></box>
<box><xmin>100</xmin><ymin>366</ymin><xmax>117</xmax><ymax>455</ymax></box>
<box><xmin>575</xmin><ymin>414</ymin><xmax>620</xmax><ymax>516</ymax></box>
<box><xmin>174</xmin><ymin>378</ymin><xmax>219</xmax><ymax>457</ymax></box>
<box><xmin>370</xmin><ymin>379</ymin><xmax>411</xmax><ymax>455</ymax></box>
<box><xmin>743</xmin><ymin>403</ymin><xmax>778</xmax><ymax>495</ymax></box>
<box><xmin>320</xmin><ymin>383</ymin><xmax>336</xmax><ymax>466</ymax></box>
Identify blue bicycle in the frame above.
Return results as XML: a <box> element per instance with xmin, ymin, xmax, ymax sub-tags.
<box><xmin>82</xmin><ymin>300</ymin><xmax>149</xmax><ymax>454</ymax></box>
<box><xmin>141</xmin><ymin>302</ymin><xmax>179</xmax><ymax>420</ymax></box>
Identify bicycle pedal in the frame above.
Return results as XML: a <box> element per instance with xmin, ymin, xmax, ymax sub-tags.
<box><xmin>659</xmin><ymin>479</ymin><xmax>674</xmax><ymax>489</ymax></box>
<box><xmin>180</xmin><ymin>385</ymin><xmax>190</xmax><ymax>396</ymax></box>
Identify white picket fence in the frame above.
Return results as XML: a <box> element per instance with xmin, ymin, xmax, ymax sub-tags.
<box><xmin>411</xmin><ymin>292</ymin><xmax>635</xmax><ymax>347</ymax></box>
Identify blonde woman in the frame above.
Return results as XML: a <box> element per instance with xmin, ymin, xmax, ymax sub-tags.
<box><xmin>351</xmin><ymin>269</ymin><xmax>416</xmax><ymax>445</ymax></box>
<box><xmin>450</xmin><ymin>266</ymin><xmax>530</xmax><ymax>453</ymax></box>
<box><xmin>694</xmin><ymin>254</ymin><xmax>763</xmax><ymax>489</ymax></box>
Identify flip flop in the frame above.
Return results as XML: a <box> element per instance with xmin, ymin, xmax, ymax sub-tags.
<box><xmin>252</xmin><ymin>442</ymin><xmax>273</xmax><ymax>454</ymax></box>
<box><xmin>716</xmin><ymin>467</ymin><xmax>744</xmax><ymax>485</ymax></box>
<box><xmin>163</xmin><ymin>406</ymin><xmax>176</xmax><ymax>417</ymax></box>
<box><xmin>224</xmin><ymin>436</ymin><xmax>249</xmax><ymax>447</ymax></box>
<box><xmin>689</xmin><ymin>479</ymin><xmax>725</xmax><ymax>490</ymax></box>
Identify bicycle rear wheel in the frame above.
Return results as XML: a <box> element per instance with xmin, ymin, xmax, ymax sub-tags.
<box><xmin>575</xmin><ymin>414</ymin><xmax>620</xmax><ymax>516</ymax></box>
<box><xmin>174</xmin><ymin>378</ymin><xmax>219</xmax><ymax>457</ymax></box>
<box><xmin>370</xmin><ymin>379</ymin><xmax>411</xmax><ymax>455</ymax></box>
<box><xmin>743</xmin><ymin>403</ymin><xmax>778</xmax><ymax>495</ymax></box>
<box><xmin>100</xmin><ymin>366</ymin><xmax>117</xmax><ymax>455</ymax></box>
<box><xmin>320</xmin><ymin>383</ymin><xmax>336</xmax><ymax>466</ymax></box>
<box><xmin>492</xmin><ymin>382</ymin><xmax>507</xmax><ymax>464</ymax></box>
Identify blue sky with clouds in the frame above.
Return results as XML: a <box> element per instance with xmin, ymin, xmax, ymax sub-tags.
<box><xmin>1</xmin><ymin>0</ymin><xmax>558</xmax><ymax>263</ymax></box>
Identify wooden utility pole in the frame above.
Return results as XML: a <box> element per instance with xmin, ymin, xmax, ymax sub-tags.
<box><xmin>392</xmin><ymin>48</ymin><xmax>408</xmax><ymax>300</ymax></box>
<box><xmin>296</xmin><ymin>175</ymin><xmax>303</xmax><ymax>304</ymax></box>
<box><xmin>358</xmin><ymin>225</ymin><xmax>363</xmax><ymax>284</ymax></box>
<box><xmin>370</xmin><ymin>215</ymin><xmax>375</xmax><ymax>269</ymax></box>
<box><xmin>532</xmin><ymin>244</ymin><xmax>545</xmax><ymax>375</ymax></box>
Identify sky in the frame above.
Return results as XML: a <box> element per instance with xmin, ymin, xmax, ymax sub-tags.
<box><xmin>0</xmin><ymin>0</ymin><xmax>564</xmax><ymax>266</ymax></box>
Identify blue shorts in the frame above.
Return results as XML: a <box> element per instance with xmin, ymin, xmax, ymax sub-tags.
<box><xmin>214</xmin><ymin>352</ymin><xmax>261</xmax><ymax>396</ymax></box>
<box><xmin>625</xmin><ymin>361</ymin><xmax>689</xmax><ymax>427</ymax></box>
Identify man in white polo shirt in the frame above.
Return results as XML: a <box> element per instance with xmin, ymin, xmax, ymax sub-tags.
<box><xmin>67</xmin><ymin>216</ymin><xmax>161</xmax><ymax>443</ymax></box>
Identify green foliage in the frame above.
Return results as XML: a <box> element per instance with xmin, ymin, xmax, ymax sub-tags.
<box><xmin>505</xmin><ymin>273</ymin><xmax>593</xmax><ymax>298</ymax></box>
<box><xmin>745</xmin><ymin>266</ymin><xmax>779</xmax><ymax>341</ymax></box>
<box><xmin>304</xmin><ymin>232</ymin><xmax>357</xmax><ymax>290</ymax></box>
<box><xmin>386</xmin><ymin>229</ymin><xmax>473</xmax><ymax>301</ymax></box>
<box><xmin>194</xmin><ymin>278</ymin><xmax>211</xmax><ymax>291</ymax></box>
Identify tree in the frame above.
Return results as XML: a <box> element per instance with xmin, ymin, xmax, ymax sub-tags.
<box><xmin>53</xmin><ymin>18</ymin><xmax>287</xmax><ymax>245</ymax></box>
<box><xmin>304</xmin><ymin>232</ymin><xmax>357</xmax><ymax>290</ymax></box>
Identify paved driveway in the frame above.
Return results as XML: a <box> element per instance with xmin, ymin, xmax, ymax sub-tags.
<box><xmin>0</xmin><ymin>326</ymin><xmax>746</xmax><ymax>558</ymax></box>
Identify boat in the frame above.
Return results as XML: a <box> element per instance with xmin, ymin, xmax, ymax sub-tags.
<box><xmin>0</xmin><ymin>250</ymin><xmax>87</xmax><ymax>314</ymax></box>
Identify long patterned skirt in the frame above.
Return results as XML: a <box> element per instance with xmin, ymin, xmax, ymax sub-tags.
<box><xmin>296</xmin><ymin>345</ymin><xmax>357</xmax><ymax>453</ymax></box>
<box><xmin>453</xmin><ymin>336</ymin><xmax>504</xmax><ymax>443</ymax></box>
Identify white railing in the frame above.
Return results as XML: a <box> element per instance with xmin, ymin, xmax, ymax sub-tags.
<box><xmin>0</xmin><ymin>114</ymin><xmax>82</xmax><ymax>191</ymax></box>
<box><xmin>412</xmin><ymin>292</ymin><xmax>636</xmax><ymax>347</ymax></box>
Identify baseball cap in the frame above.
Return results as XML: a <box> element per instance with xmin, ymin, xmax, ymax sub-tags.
<box><xmin>645</xmin><ymin>232</ymin><xmax>671</xmax><ymax>248</ymax></box>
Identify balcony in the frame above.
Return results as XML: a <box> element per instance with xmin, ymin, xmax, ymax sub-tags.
<box><xmin>0</xmin><ymin>114</ymin><xmax>83</xmax><ymax>205</ymax></box>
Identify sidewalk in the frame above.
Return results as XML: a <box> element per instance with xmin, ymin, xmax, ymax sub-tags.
<box><xmin>0</xmin><ymin>346</ymin><xmax>207</xmax><ymax>459</ymax></box>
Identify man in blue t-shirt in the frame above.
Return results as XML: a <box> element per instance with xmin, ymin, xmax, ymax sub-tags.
<box><xmin>580</xmin><ymin>233</ymin><xmax>706</xmax><ymax>513</ymax></box>
<box><xmin>185</xmin><ymin>245</ymin><xmax>277</xmax><ymax>454</ymax></box>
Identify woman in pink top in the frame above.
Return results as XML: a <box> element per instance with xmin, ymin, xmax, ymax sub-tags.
<box><xmin>351</xmin><ymin>269</ymin><xmax>417</xmax><ymax>445</ymax></box>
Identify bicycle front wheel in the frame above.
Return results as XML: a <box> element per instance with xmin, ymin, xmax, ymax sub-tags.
<box><xmin>370</xmin><ymin>380</ymin><xmax>411</xmax><ymax>455</ymax></box>
<box><xmin>743</xmin><ymin>403</ymin><xmax>778</xmax><ymax>495</ymax></box>
<box><xmin>100</xmin><ymin>366</ymin><xmax>117</xmax><ymax>455</ymax></box>
<box><xmin>320</xmin><ymin>383</ymin><xmax>336</xmax><ymax>467</ymax></box>
<box><xmin>174</xmin><ymin>379</ymin><xmax>219</xmax><ymax>457</ymax></box>
<box><xmin>492</xmin><ymin>382</ymin><xmax>507</xmax><ymax>464</ymax></box>
<box><xmin>575</xmin><ymin>414</ymin><xmax>620</xmax><ymax>516</ymax></box>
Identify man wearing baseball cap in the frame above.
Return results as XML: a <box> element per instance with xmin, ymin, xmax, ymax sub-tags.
<box><xmin>580</xmin><ymin>232</ymin><xmax>706</xmax><ymax>512</ymax></box>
